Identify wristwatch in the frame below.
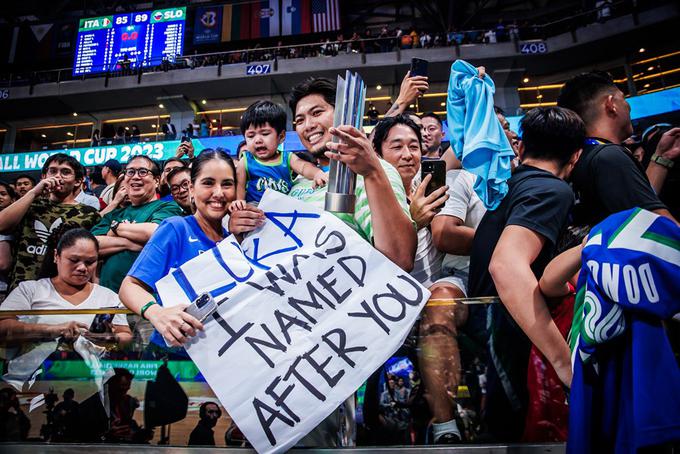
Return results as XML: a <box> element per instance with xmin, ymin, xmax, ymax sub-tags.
<box><xmin>110</xmin><ymin>220</ymin><xmax>120</xmax><ymax>236</ymax></box>
<box><xmin>651</xmin><ymin>153</ymin><xmax>675</xmax><ymax>169</ymax></box>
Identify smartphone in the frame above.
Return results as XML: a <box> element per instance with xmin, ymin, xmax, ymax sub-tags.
<box><xmin>181</xmin><ymin>136</ymin><xmax>191</xmax><ymax>143</ymax></box>
<box><xmin>89</xmin><ymin>313</ymin><xmax>113</xmax><ymax>334</ymax></box>
<box><xmin>421</xmin><ymin>160</ymin><xmax>446</xmax><ymax>197</ymax></box>
<box><xmin>410</xmin><ymin>58</ymin><xmax>428</xmax><ymax>78</ymax></box>
<box><xmin>185</xmin><ymin>292</ymin><xmax>218</xmax><ymax>323</ymax></box>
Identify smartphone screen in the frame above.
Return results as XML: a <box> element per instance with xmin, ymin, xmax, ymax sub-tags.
<box><xmin>421</xmin><ymin>160</ymin><xmax>446</xmax><ymax>197</ymax></box>
<box><xmin>410</xmin><ymin>58</ymin><xmax>428</xmax><ymax>78</ymax></box>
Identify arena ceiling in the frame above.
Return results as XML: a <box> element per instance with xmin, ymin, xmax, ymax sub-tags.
<box><xmin>0</xmin><ymin>0</ymin><xmax>585</xmax><ymax>30</ymax></box>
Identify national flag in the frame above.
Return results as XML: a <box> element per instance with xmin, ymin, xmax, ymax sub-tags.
<box><xmin>281</xmin><ymin>0</ymin><xmax>312</xmax><ymax>36</ymax></box>
<box><xmin>312</xmin><ymin>0</ymin><xmax>340</xmax><ymax>33</ymax></box>
<box><xmin>221</xmin><ymin>3</ymin><xmax>252</xmax><ymax>42</ymax></box>
<box><xmin>251</xmin><ymin>0</ymin><xmax>280</xmax><ymax>38</ymax></box>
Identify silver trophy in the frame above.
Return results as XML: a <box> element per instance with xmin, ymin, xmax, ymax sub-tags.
<box><xmin>325</xmin><ymin>70</ymin><xmax>367</xmax><ymax>213</ymax></box>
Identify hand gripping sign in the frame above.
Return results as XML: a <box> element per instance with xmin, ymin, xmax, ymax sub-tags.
<box><xmin>156</xmin><ymin>190</ymin><xmax>429</xmax><ymax>453</ymax></box>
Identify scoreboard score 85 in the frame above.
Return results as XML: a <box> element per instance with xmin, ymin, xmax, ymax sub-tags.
<box><xmin>73</xmin><ymin>7</ymin><xmax>186</xmax><ymax>76</ymax></box>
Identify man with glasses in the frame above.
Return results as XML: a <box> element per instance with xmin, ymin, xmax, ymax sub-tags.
<box><xmin>0</xmin><ymin>154</ymin><xmax>101</xmax><ymax>290</ymax></box>
<box><xmin>167</xmin><ymin>167</ymin><xmax>192</xmax><ymax>215</ymax></box>
<box><xmin>159</xmin><ymin>158</ymin><xmax>188</xmax><ymax>202</ymax></box>
<box><xmin>91</xmin><ymin>156</ymin><xmax>182</xmax><ymax>292</ymax></box>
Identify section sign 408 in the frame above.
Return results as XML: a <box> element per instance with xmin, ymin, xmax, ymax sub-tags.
<box><xmin>519</xmin><ymin>41</ymin><xmax>548</xmax><ymax>54</ymax></box>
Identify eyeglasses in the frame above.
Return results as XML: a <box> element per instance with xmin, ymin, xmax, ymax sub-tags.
<box><xmin>170</xmin><ymin>180</ymin><xmax>190</xmax><ymax>194</ymax></box>
<box><xmin>124</xmin><ymin>167</ymin><xmax>153</xmax><ymax>178</ymax></box>
<box><xmin>46</xmin><ymin>167</ymin><xmax>74</xmax><ymax>177</ymax></box>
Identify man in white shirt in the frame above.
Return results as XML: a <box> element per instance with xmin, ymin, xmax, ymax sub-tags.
<box><xmin>421</xmin><ymin>168</ymin><xmax>486</xmax><ymax>443</ymax></box>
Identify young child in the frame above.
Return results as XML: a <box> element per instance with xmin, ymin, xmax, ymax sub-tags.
<box><xmin>230</xmin><ymin>100</ymin><xmax>327</xmax><ymax>210</ymax></box>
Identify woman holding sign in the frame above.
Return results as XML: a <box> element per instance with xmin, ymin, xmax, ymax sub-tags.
<box><xmin>119</xmin><ymin>149</ymin><xmax>263</xmax><ymax>352</ymax></box>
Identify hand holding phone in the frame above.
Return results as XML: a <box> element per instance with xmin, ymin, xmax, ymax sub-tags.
<box><xmin>185</xmin><ymin>293</ymin><xmax>218</xmax><ymax>323</ymax></box>
<box><xmin>421</xmin><ymin>160</ymin><xmax>446</xmax><ymax>197</ymax></box>
<box><xmin>410</xmin><ymin>58</ymin><xmax>429</xmax><ymax>78</ymax></box>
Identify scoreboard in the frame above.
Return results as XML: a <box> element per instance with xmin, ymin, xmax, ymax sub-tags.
<box><xmin>73</xmin><ymin>7</ymin><xmax>186</xmax><ymax>76</ymax></box>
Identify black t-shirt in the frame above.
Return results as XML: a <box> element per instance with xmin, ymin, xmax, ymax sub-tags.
<box><xmin>468</xmin><ymin>165</ymin><xmax>575</xmax><ymax>298</ymax></box>
<box><xmin>571</xmin><ymin>139</ymin><xmax>666</xmax><ymax>227</ymax></box>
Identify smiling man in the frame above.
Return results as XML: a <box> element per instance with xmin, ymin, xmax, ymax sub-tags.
<box><xmin>167</xmin><ymin>167</ymin><xmax>192</xmax><ymax>215</ymax></box>
<box><xmin>0</xmin><ymin>154</ymin><xmax>100</xmax><ymax>290</ymax></box>
<box><xmin>91</xmin><ymin>155</ymin><xmax>182</xmax><ymax>292</ymax></box>
<box><xmin>287</xmin><ymin>77</ymin><xmax>416</xmax><ymax>272</ymax></box>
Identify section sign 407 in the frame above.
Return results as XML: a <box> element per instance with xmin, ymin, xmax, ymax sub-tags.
<box><xmin>246</xmin><ymin>64</ymin><xmax>272</xmax><ymax>76</ymax></box>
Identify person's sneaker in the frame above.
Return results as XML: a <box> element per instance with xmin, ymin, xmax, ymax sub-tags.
<box><xmin>435</xmin><ymin>432</ymin><xmax>462</xmax><ymax>444</ymax></box>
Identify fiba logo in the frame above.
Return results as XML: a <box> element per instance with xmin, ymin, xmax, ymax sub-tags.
<box><xmin>201</xmin><ymin>11</ymin><xmax>217</xmax><ymax>28</ymax></box>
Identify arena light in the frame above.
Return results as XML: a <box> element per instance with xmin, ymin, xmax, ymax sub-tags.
<box><xmin>647</xmin><ymin>66</ymin><xmax>655</xmax><ymax>71</ymax></box>
<box><xmin>211</xmin><ymin>119</ymin><xmax>217</xmax><ymax>123</ymax></box>
<box><xmin>639</xmin><ymin>48</ymin><xmax>645</xmax><ymax>53</ymax></box>
<box><xmin>125</xmin><ymin>126</ymin><xmax>129</xmax><ymax>130</ymax></box>
<box><xmin>523</xmin><ymin>77</ymin><xmax>530</xmax><ymax>83</ymax></box>
<box><xmin>72</xmin><ymin>112</ymin><xmax>78</xmax><ymax>117</ymax></box>
<box><xmin>158</xmin><ymin>104</ymin><xmax>164</xmax><ymax>109</ymax></box>
<box><xmin>409</xmin><ymin>104</ymin><xmax>415</xmax><ymax>108</ymax></box>
<box><xmin>440</xmin><ymin>102</ymin><xmax>445</xmax><ymax>106</ymax></box>
<box><xmin>644</xmin><ymin>83</ymin><xmax>650</xmax><ymax>88</ymax></box>
<box><xmin>201</xmin><ymin>99</ymin><xmax>207</xmax><ymax>105</ymax></box>
<box><xmin>66</xmin><ymin>132</ymin><xmax>74</xmax><ymax>136</ymax></box>
<box><xmin>41</xmin><ymin>134</ymin><xmax>47</xmax><ymax>138</ymax></box>
<box><xmin>376</xmin><ymin>85</ymin><xmax>382</xmax><ymax>90</ymax></box>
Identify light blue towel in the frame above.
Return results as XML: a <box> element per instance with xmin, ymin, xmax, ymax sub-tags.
<box><xmin>446</xmin><ymin>59</ymin><xmax>514</xmax><ymax>210</ymax></box>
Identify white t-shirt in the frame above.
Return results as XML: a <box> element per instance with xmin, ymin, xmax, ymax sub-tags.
<box><xmin>75</xmin><ymin>190</ymin><xmax>101</xmax><ymax>210</ymax></box>
<box><xmin>411</xmin><ymin>227</ymin><xmax>444</xmax><ymax>288</ymax></box>
<box><xmin>435</xmin><ymin>169</ymin><xmax>486</xmax><ymax>277</ymax></box>
<box><xmin>1</xmin><ymin>278</ymin><xmax>128</xmax><ymax>327</ymax></box>
<box><xmin>100</xmin><ymin>183</ymin><xmax>115</xmax><ymax>205</ymax></box>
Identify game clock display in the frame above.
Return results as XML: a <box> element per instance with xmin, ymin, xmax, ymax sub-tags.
<box><xmin>73</xmin><ymin>7</ymin><xmax>186</xmax><ymax>76</ymax></box>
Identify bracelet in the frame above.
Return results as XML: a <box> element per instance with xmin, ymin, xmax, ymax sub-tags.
<box><xmin>140</xmin><ymin>301</ymin><xmax>157</xmax><ymax>320</ymax></box>
<box><xmin>651</xmin><ymin>153</ymin><xmax>675</xmax><ymax>169</ymax></box>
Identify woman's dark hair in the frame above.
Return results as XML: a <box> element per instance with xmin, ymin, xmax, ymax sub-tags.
<box><xmin>372</xmin><ymin>114</ymin><xmax>423</xmax><ymax>156</ymax></box>
<box><xmin>0</xmin><ymin>181</ymin><xmax>17</xmax><ymax>201</ymax></box>
<box><xmin>39</xmin><ymin>225</ymin><xmax>99</xmax><ymax>278</ymax></box>
<box><xmin>190</xmin><ymin>148</ymin><xmax>236</xmax><ymax>184</ymax></box>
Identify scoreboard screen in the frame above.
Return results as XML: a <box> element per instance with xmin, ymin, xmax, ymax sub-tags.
<box><xmin>73</xmin><ymin>7</ymin><xmax>186</xmax><ymax>76</ymax></box>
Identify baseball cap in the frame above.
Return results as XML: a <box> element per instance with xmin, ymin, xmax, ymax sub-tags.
<box><xmin>103</xmin><ymin>159</ymin><xmax>123</xmax><ymax>174</ymax></box>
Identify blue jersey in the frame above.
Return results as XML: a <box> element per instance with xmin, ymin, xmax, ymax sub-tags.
<box><xmin>568</xmin><ymin>208</ymin><xmax>680</xmax><ymax>453</ymax></box>
<box><xmin>128</xmin><ymin>215</ymin><xmax>228</xmax><ymax>347</ymax></box>
<box><xmin>244</xmin><ymin>150</ymin><xmax>294</xmax><ymax>203</ymax></box>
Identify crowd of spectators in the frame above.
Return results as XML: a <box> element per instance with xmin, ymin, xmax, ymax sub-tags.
<box><xmin>0</xmin><ymin>61</ymin><xmax>678</xmax><ymax>449</ymax></box>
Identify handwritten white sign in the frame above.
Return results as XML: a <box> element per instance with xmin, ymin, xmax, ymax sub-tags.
<box><xmin>156</xmin><ymin>190</ymin><xmax>428</xmax><ymax>453</ymax></box>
